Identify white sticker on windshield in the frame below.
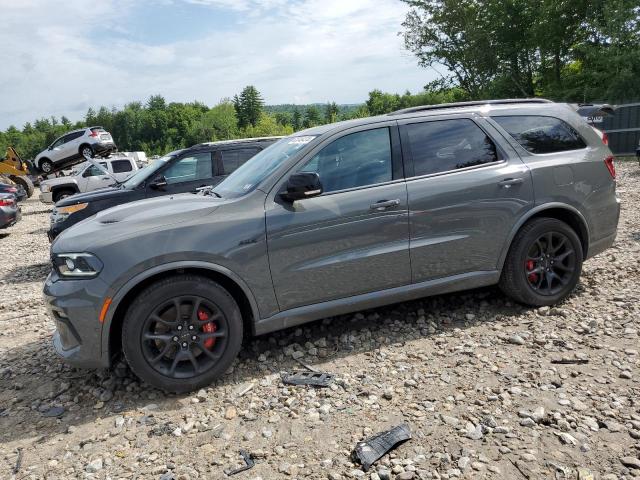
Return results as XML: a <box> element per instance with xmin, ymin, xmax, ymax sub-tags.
<box><xmin>288</xmin><ymin>136</ymin><xmax>315</xmax><ymax>145</ymax></box>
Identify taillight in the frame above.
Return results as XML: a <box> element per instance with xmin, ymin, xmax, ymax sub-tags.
<box><xmin>0</xmin><ymin>198</ymin><xmax>15</xmax><ymax>207</ymax></box>
<box><xmin>602</xmin><ymin>132</ymin><xmax>608</xmax><ymax>145</ymax></box>
<box><xmin>89</xmin><ymin>131</ymin><xmax>98</xmax><ymax>137</ymax></box>
<box><xmin>604</xmin><ymin>155</ymin><xmax>616</xmax><ymax>179</ymax></box>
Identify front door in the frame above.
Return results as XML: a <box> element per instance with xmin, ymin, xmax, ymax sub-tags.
<box><xmin>80</xmin><ymin>162</ymin><xmax>112</xmax><ymax>191</ymax></box>
<box><xmin>398</xmin><ymin>116</ymin><xmax>535</xmax><ymax>282</ymax></box>
<box><xmin>266</xmin><ymin>125</ymin><xmax>411</xmax><ymax>311</ymax></box>
<box><xmin>147</xmin><ymin>151</ymin><xmax>216</xmax><ymax>197</ymax></box>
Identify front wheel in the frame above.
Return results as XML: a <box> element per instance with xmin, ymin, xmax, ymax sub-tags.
<box><xmin>499</xmin><ymin>218</ymin><xmax>583</xmax><ymax>306</ymax></box>
<box><xmin>39</xmin><ymin>159</ymin><xmax>53</xmax><ymax>174</ymax></box>
<box><xmin>122</xmin><ymin>275</ymin><xmax>243</xmax><ymax>393</ymax></box>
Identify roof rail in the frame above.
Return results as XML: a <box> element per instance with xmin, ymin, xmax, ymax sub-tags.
<box><xmin>388</xmin><ymin>98</ymin><xmax>553</xmax><ymax>116</ymax></box>
<box><xmin>198</xmin><ymin>136</ymin><xmax>284</xmax><ymax>147</ymax></box>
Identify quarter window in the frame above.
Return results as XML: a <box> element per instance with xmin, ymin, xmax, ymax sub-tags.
<box><xmin>403</xmin><ymin>119</ymin><xmax>500</xmax><ymax>177</ymax></box>
<box><xmin>221</xmin><ymin>148</ymin><xmax>261</xmax><ymax>175</ymax></box>
<box><xmin>111</xmin><ymin>160</ymin><xmax>133</xmax><ymax>173</ymax></box>
<box><xmin>299</xmin><ymin>128</ymin><xmax>392</xmax><ymax>193</ymax></box>
<box><xmin>492</xmin><ymin>115</ymin><xmax>586</xmax><ymax>154</ymax></box>
<box><xmin>163</xmin><ymin>153</ymin><xmax>213</xmax><ymax>184</ymax></box>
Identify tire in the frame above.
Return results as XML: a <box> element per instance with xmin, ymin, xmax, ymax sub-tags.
<box><xmin>53</xmin><ymin>189</ymin><xmax>75</xmax><ymax>203</ymax></box>
<box><xmin>122</xmin><ymin>275</ymin><xmax>243</xmax><ymax>393</ymax></box>
<box><xmin>79</xmin><ymin>144</ymin><xmax>93</xmax><ymax>159</ymax></box>
<box><xmin>499</xmin><ymin>218</ymin><xmax>583</xmax><ymax>306</ymax></box>
<box><xmin>39</xmin><ymin>159</ymin><xmax>53</xmax><ymax>174</ymax></box>
<box><xmin>9</xmin><ymin>176</ymin><xmax>34</xmax><ymax>198</ymax></box>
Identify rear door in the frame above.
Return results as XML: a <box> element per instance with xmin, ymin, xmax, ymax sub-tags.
<box><xmin>398</xmin><ymin>115</ymin><xmax>534</xmax><ymax>282</ymax></box>
<box><xmin>266</xmin><ymin>124</ymin><xmax>410</xmax><ymax>310</ymax></box>
<box><xmin>147</xmin><ymin>151</ymin><xmax>216</xmax><ymax>197</ymax></box>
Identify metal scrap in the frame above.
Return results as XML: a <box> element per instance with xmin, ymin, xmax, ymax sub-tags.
<box><xmin>224</xmin><ymin>450</ymin><xmax>255</xmax><ymax>476</ymax></box>
<box><xmin>282</xmin><ymin>371</ymin><xmax>334</xmax><ymax>387</ymax></box>
<box><xmin>351</xmin><ymin>424</ymin><xmax>411</xmax><ymax>472</ymax></box>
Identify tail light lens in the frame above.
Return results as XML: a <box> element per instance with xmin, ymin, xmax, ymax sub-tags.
<box><xmin>0</xmin><ymin>198</ymin><xmax>15</xmax><ymax>207</ymax></box>
<box><xmin>89</xmin><ymin>131</ymin><xmax>98</xmax><ymax>137</ymax></box>
<box><xmin>604</xmin><ymin>155</ymin><xmax>616</xmax><ymax>179</ymax></box>
<box><xmin>602</xmin><ymin>132</ymin><xmax>608</xmax><ymax>145</ymax></box>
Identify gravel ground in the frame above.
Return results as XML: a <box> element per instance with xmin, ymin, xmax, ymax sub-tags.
<box><xmin>0</xmin><ymin>162</ymin><xmax>639</xmax><ymax>480</ymax></box>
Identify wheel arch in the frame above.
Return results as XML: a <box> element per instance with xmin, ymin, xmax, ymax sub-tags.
<box><xmin>498</xmin><ymin>203</ymin><xmax>589</xmax><ymax>271</ymax></box>
<box><xmin>102</xmin><ymin>262</ymin><xmax>260</xmax><ymax>365</ymax></box>
<box><xmin>51</xmin><ymin>183</ymin><xmax>79</xmax><ymax>197</ymax></box>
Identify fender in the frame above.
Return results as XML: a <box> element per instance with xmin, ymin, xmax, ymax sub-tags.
<box><xmin>99</xmin><ymin>260</ymin><xmax>262</xmax><ymax>359</ymax></box>
<box><xmin>51</xmin><ymin>183</ymin><xmax>80</xmax><ymax>195</ymax></box>
<box><xmin>497</xmin><ymin>202</ymin><xmax>590</xmax><ymax>271</ymax></box>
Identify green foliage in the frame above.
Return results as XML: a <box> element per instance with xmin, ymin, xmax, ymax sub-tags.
<box><xmin>401</xmin><ymin>0</ymin><xmax>640</xmax><ymax>101</ymax></box>
<box><xmin>233</xmin><ymin>86</ymin><xmax>264</xmax><ymax>129</ymax></box>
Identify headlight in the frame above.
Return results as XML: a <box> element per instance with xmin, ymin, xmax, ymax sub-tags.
<box><xmin>52</xmin><ymin>253</ymin><xmax>103</xmax><ymax>278</ymax></box>
<box><xmin>41</xmin><ymin>184</ymin><xmax>51</xmax><ymax>193</ymax></box>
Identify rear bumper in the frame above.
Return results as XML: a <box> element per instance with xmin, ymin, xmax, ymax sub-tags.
<box><xmin>586</xmin><ymin>197</ymin><xmax>620</xmax><ymax>259</ymax></box>
<box><xmin>0</xmin><ymin>206</ymin><xmax>20</xmax><ymax>229</ymax></box>
<box><xmin>44</xmin><ymin>271</ymin><xmax>111</xmax><ymax>369</ymax></box>
<box><xmin>93</xmin><ymin>142</ymin><xmax>116</xmax><ymax>154</ymax></box>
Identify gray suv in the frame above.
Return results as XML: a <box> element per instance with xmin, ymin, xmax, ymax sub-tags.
<box><xmin>44</xmin><ymin>99</ymin><xmax>620</xmax><ymax>392</ymax></box>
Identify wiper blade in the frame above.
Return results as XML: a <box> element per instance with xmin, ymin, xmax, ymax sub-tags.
<box><xmin>196</xmin><ymin>186</ymin><xmax>222</xmax><ymax>198</ymax></box>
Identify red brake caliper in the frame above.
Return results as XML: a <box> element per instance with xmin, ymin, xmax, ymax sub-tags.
<box><xmin>526</xmin><ymin>260</ymin><xmax>538</xmax><ymax>283</ymax></box>
<box><xmin>198</xmin><ymin>310</ymin><xmax>217</xmax><ymax>350</ymax></box>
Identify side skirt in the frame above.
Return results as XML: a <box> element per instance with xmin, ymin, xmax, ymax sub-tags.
<box><xmin>254</xmin><ymin>270</ymin><xmax>500</xmax><ymax>335</ymax></box>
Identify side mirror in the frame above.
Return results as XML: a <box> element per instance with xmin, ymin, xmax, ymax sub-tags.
<box><xmin>280</xmin><ymin>172</ymin><xmax>323</xmax><ymax>202</ymax></box>
<box><xmin>149</xmin><ymin>176</ymin><xmax>168</xmax><ymax>190</ymax></box>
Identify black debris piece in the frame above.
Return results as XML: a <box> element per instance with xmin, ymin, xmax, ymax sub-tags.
<box><xmin>224</xmin><ymin>450</ymin><xmax>255</xmax><ymax>476</ymax></box>
<box><xmin>282</xmin><ymin>371</ymin><xmax>334</xmax><ymax>387</ymax></box>
<box><xmin>351</xmin><ymin>424</ymin><xmax>412</xmax><ymax>472</ymax></box>
<box><xmin>550</xmin><ymin>359</ymin><xmax>589</xmax><ymax>365</ymax></box>
<box><xmin>42</xmin><ymin>406</ymin><xmax>65</xmax><ymax>418</ymax></box>
<box><xmin>13</xmin><ymin>448</ymin><xmax>23</xmax><ymax>475</ymax></box>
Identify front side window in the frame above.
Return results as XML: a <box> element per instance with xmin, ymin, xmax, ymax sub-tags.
<box><xmin>221</xmin><ymin>148</ymin><xmax>261</xmax><ymax>174</ymax></box>
<box><xmin>51</xmin><ymin>137</ymin><xmax>65</xmax><ymax>148</ymax></box>
<box><xmin>112</xmin><ymin>160</ymin><xmax>133</xmax><ymax>173</ymax></box>
<box><xmin>83</xmin><ymin>163</ymin><xmax>108</xmax><ymax>177</ymax></box>
<box><xmin>492</xmin><ymin>115</ymin><xmax>586</xmax><ymax>154</ymax></box>
<box><xmin>162</xmin><ymin>152</ymin><xmax>213</xmax><ymax>184</ymax></box>
<box><xmin>403</xmin><ymin>119</ymin><xmax>499</xmax><ymax>177</ymax></box>
<box><xmin>299</xmin><ymin>128</ymin><xmax>392</xmax><ymax>193</ymax></box>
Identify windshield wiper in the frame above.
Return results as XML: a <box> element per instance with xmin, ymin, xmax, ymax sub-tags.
<box><xmin>197</xmin><ymin>185</ymin><xmax>222</xmax><ymax>198</ymax></box>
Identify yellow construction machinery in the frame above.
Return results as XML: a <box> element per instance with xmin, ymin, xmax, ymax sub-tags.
<box><xmin>0</xmin><ymin>147</ymin><xmax>35</xmax><ymax>197</ymax></box>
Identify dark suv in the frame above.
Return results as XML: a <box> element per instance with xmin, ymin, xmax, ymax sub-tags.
<box><xmin>45</xmin><ymin>100</ymin><xmax>620</xmax><ymax>392</ymax></box>
<box><xmin>48</xmin><ymin>137</ymin><xmax>281</xmax><ymax>240</ymax></box>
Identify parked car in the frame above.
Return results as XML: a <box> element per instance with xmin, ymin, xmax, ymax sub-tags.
<box><xmin>34</xmin><ymin>127</ymin><xmax>116</xmax><ymax>174</ymax></box>
<box><xmin>44</xmin><ymin>99</ymin><xmax>620</xmax><ymax>392</ymax></box>
<box><xmin>40</xmin><ymin>157</ymin><xmax>139</xmax><ymax>204</ymax></box>
<box><xmin>0</xmin><ymin>193</ymin><xmax>20</xmax><ymax>229</ymax></box>
<box><xmin>0</xmin><ymin>182</ymin><xmax>27</xmax><ymax>202</ymax></box>
<box><xmin>47</xmin><ymin>137</ymin><xmax>280</xmax><ymax>241</ymax></box>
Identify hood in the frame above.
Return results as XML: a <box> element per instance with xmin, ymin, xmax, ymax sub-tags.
<box><xmin>56</xmin><ymin>186</ymin><xmax>127</xmax><ymax>206</ymax></box>
<box><xmin>52</xmin><ymin>193</ymin><xmax>223</xmax><ymax>252</ymax></box>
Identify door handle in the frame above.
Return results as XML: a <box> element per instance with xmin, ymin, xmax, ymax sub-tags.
<box><xmin>370</xmin><ymin>199</ymin><xmax>400</xmax><ymax>210</ymax></box>
<box><xmin>499</xmin><ymin>178</ymin><xmax>524</xmax><ymax>188</ymax></box>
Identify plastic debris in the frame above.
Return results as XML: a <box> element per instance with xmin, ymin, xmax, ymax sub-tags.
<box><xmin>224</xmin><ymin>450</ymin><xmax>255</xmax><ymax>476</ymax></box>
<box><xmin>351</xmin><ymin>424</ymin><xmax>411</xmax><ymax>471</ymax></box>
<box><xmin>282</xmin><ymin>371</ymin><xmax>334</xmax><ymax>387</ymax></box>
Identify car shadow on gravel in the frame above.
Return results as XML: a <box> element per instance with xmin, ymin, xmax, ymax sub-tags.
<box><xmin>0</xmin><ymin>286</ymin><xmax>539</xmax><ymax>446</ymax></box>
<box><xmin>1</xmin><ymin>263</ymin><xmax>51</xmax><ymax>283</ymax></box>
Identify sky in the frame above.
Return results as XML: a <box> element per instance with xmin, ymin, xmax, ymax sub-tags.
<box><xmin>0</xmin><ymin>0</ymin><xmax>436</xmax><ymax>130</ymax></box>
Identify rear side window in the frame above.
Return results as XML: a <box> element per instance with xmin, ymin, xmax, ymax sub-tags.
<box><xmin>163</xmin><ymin>152</ymin><xmax>213</xmax><ymax>184</ymax></box>
<box><xmin>402</xmin><ymin>119</ymin><xmax>500</xmax><ymax>177</ymax></box>
<box><xmin>492</xmin><ymin>115</ymin><xmax>586</xmax><ymax>154</ymax></box>
<box><xmin>65</xmin><ymin>131</ymin><xmax>84</xmax><ymax>142</ymax></box>
<box><xmin>111</xmin><ymin>160</ymin><xmax>133</xmax><ymax>173</ymax></box>
<box><xmin>220</xmin><ymin>148</ymin><xmax>261</xmax><ymax>174</ymax></box>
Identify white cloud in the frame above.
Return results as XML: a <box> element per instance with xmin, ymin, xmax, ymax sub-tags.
<box><xmin>0</xmin><ymin>0</ymin><xmax>435</xmax><ymax>129</ymax></box>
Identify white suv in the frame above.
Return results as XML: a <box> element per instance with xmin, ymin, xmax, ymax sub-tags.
<box><xmin>39</xmin><ymin>157</ymin><xmax>138</xmax><ymax>203</ymax></box>
<box><xmin>34</xmin><ymin>126</ymin><xmax>116</xmax><ymax>174</ymax></box>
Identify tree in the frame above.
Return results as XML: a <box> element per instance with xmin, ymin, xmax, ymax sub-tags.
<box><xmin>292</xmin><ymin>107</ymin><xmax>303</xmax><ymax>130</ymax></box>
<box><xmin>303</xmin><ymin>106</ymin><xmax>321</xmax><ymax>128</ymax></box>
<box><xmin>233</xmin><ymin>86</ymin><xmax>264</xmax><ymax>129</ymax></box>
<box><xmin>324</xmin><ymin>102</ymin><xmax>339</xmax><ymax>123</ymax></box>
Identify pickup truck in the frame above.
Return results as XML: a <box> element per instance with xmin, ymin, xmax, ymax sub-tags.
<box><xmin>39</xmin><ymin>157</ymin><xmax>138</xmax><ymax>203</ymax></box>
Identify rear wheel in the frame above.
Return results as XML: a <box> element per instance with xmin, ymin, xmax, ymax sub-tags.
<box><xmin>122</xmin><ymin>275</ymin><xmax>243</xmax><ymax>393</ymax></box>
<box><xmin>80</xmin><ymin>144</ymin><xmax>93</xmax><ymax>159</ymax></box>
<box><xmin>499</xmin><ymin>218</ymin><xmax>583</xmax><ymax>306</ymax></box>
<box><xmin>9</xmin><ymin>176</ymin><xmax>34</xmax><ymax>198</ymax></box>
<box><xmin>39</xmin><ymin>159</ymin><xmax>53</xmax><ymax>174</ymax></box>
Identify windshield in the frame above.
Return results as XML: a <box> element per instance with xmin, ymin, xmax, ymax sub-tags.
<box><xmin>121</xmin><ymin>153</ymin><xmax>177</xmax><ymax>189</ymax></box>
<box><xmin>215</xmin><ymin>136</ymin><xmax>317</xmax><ymax>198</ymax></box>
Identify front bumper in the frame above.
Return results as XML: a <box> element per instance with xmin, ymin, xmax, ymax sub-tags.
<box><xmin>40</xmin><ymin>191</ymin><xmax>54</xmax><ymax>204</ymax></box>
<box><xmin>44</xmin><ymin>271</ymin><xmax>112</xmax><ymax>369</ymax></box>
